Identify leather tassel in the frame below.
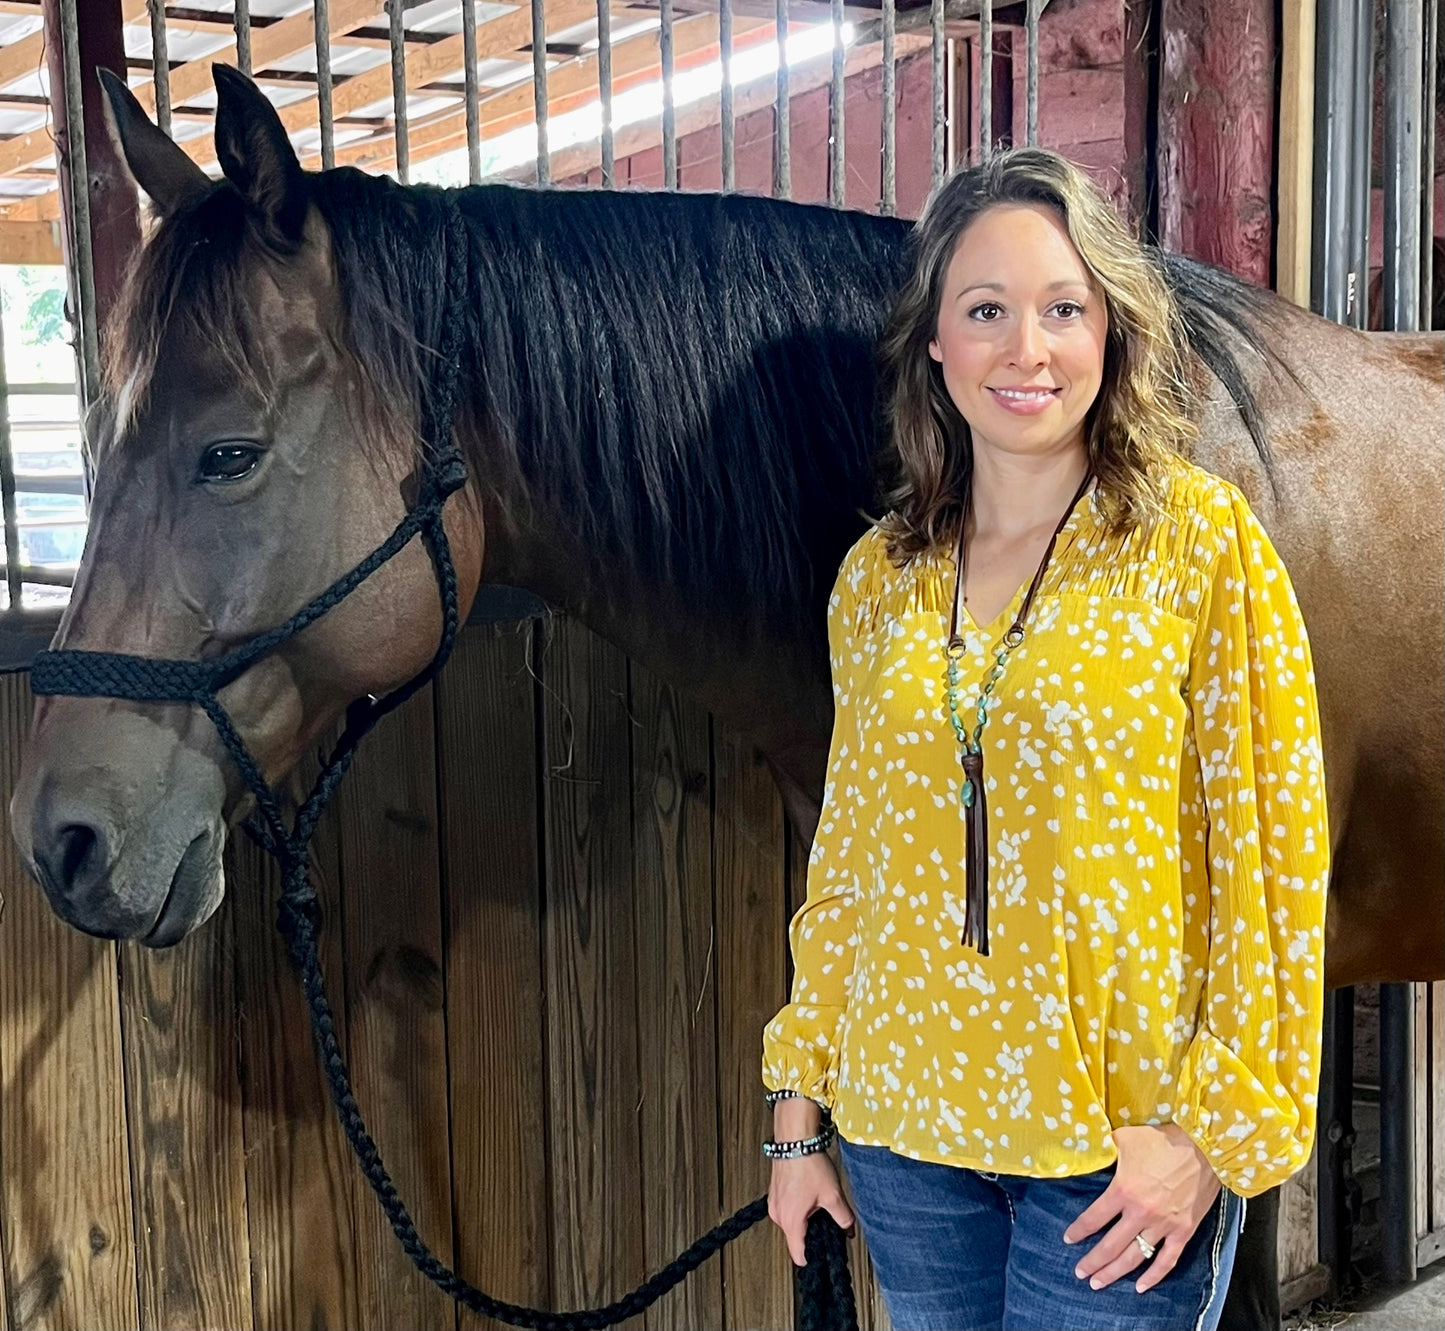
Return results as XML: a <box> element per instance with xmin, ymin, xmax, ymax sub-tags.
<box><xmin>960</xmin><ymin>750</ymin><xmax>989</xmax><ymax>957</ymax></box>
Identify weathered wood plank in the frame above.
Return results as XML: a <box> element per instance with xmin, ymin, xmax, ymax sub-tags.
<box><xmin>119</xmin><ymin>904</ymin><xmax>254</xmax><ymax>1330</ymax></box>
<box><xmin>434</xmin><ymin>624</ymin><xmax>551</xmax><ymax>1330</ymax></box>
<box><xmin>541</xmin><ymin>618</ymin><xmax>645</xmax><ymax>1324</ymax></box>
<box><xmin>0</xmin><ymin>674</ymin><xmax>139</xmax><ymax>1331</ymax></box>
<box><xmin>712</xmin><ymin>725</ymin><xmax>791</xmax><ymax>1330</ymax></box>
<box><xmin>628</xmin><ymin>665</ymin><xmax>721</xmax><ymax>1330</ymax></box>
<box><xmin>1433</xmin><ymin>982</ymin><xmax>1445</xmax><ymax>1234</ymax></box>
<box><xmin>1277</xmin><ymin>1149</ymin><xmax>1318</xmax><ymax>1286</ymax></box>
<box><xmin>1419</xmin><ymin>982</ymin><xmax>1431</xmax><ymax>1240</ymax></box>
<box><xmin>232</xmin><ymin>754</ymin><xmax>362</xmax><ymax>1331</ymax></box>
<box><xmin>335</xmin><ymin>688</ymin><xmax>455</xmax><ymax>1329</ymax></box>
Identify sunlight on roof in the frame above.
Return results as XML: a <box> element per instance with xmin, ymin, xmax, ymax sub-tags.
<box><xmin>414</xmin><ymin>22</ymin><xmax>854</xmax><ymax>185</ymax></box>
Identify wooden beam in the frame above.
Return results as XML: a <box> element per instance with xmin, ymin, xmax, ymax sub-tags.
<box><xmin>1157</xmin><ymin>0</ymin><xmax>1276</xmax><ymax>286</ymax></box>
<box><xmin>1276</xmin><ymin>0</ymin><xmax>1316</xmax><ymax>306</ymax></box>
<box><xmin>165</xmin><ymin>1</ymin><xmax>603</xmax><ymax>173</ymax></box>
<box><xmin>325</xmin><ymin>12</ymin><xmax>774</xmax><ymax>171</ymax></box>
<box><xmin>0</xmin><ymin>216</ymin><xmax>62</xmax><ymax>263</ymax></box>
<box><xmin>0</xmin><ymin>0</ymin><xmax>145</xmax><ymax>92</ymax></box>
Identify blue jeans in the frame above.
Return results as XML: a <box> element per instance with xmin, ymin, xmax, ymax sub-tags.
<box><xmin>839</xmin><ymin>1139</ymin><xmax>1242</xmax><ymax>1331</ymax></box>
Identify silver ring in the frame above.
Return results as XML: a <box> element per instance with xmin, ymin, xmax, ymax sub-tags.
<box><xmin>1134</xmin><ymin>1233</ymin><xmax>1157</xmax><ymax>1260</ymax></box>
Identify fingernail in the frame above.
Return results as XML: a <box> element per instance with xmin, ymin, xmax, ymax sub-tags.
<box><xmin>1090</xmin><ymin>1278</ymin><xmax>1103</xmax><ymax>1291</ymax></box>
<box><xmin>1074</xmin><ymin>1266</ymin><xmax>1085</xmax><ymax>1280</ymax></box>
<box><xmin>1063</xmin><ymin>1234</ymin><xmax>1078</xmax><ymax>1245</ymax></box>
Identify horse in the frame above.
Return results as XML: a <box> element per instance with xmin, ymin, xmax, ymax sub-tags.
<box><xmin>8</xmin><ymin>65</ymin><xmax>1442</xmax><ymax>1331</ymax></box>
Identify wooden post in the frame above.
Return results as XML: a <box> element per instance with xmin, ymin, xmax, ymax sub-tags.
<box><xmin>1157</xmin><ymin>0</ymin><xmax>1277</xmax><ymax>285</ymax></box>
<box><xmin>42</xmin><ymin>0</ymin><xmax>141</xmax><ymax>377</ymax></box>
<box><xmin>1121</xmin><ymin>0</ymin><xmax>1158</xmax><ymax>236</ymax></box>
<box><xmin>1277</xmin><ymin>0</ymin><xmax>1317</xmax><ymax>305</ymax></box>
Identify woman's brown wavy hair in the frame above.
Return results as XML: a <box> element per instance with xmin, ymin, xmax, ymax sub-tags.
<box><xmin>878</xmin><ymin>148</ymin><xmax>1199</xmax><ymax>563</ymax></box>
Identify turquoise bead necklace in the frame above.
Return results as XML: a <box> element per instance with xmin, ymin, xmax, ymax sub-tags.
<box><xmin>945</xmin><ymin>469</ymin><xmax>1094</xmax><ymax>957</ymax></box>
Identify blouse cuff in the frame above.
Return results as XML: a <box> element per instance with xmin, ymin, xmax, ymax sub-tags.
<box><xmin>761</xmin><ymin>1003</ymin><xmax>845</xmax><ymax>1109</ymax></box>
<box><xmin>1171</xmin><ymin>1028</ymin><xmax>1311</xmax><ymax>1198</ymax></box>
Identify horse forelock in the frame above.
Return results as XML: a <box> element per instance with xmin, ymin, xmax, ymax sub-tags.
<box><xmin>100</xmin><ymin>182</ymin><xmax>291</xmax><ymax>452</ymax></box>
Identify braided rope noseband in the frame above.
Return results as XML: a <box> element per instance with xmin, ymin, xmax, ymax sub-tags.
<box><xmin>28</xmin><ymin>193</ymin><xmax>855</xmax><ymax>1331</ymax></box>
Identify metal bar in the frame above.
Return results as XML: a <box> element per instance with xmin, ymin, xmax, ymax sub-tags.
<box><xmin>720</xmin><ymin>0</ymin><xmax>734</xmax><ymax>190</ymax></box>
<box><xmin>315</xmin><ymin>0</ymin><xmax>335</xmax><ymax>170</ymax></box>
<box><xmin>931</xmin><ymin>0</ymin><xmax>945</xmax><ymax>186</ymax></box>
<box><xmin>56</xmin><ymin>0</ymin><xmax>100</xmax><ymax>416</ymax></box>
<box><xmin>979</xmin><ymin>0</ymin><xmax>992</xmax><ymax>160</ymax></box>
<box><xmin>1423</xmin><ymin>0</ymin><xmax>1438</xmax><ymax>328</ymax></box>
<box><xmin>828</xmin><ymin>0</ymin><xmax>844</xmax><ymax>206</ymax></box>
<box><xmin>533</xmin><ymin>0</ymin><xmax>550</xmax><ymax>184</ymax></box>
<box><xmin>1384</xmin><ymin>0</ymin><xmax>1425</xmax><ymax>330</ymax></box>
<box><xmin>1312</xmin><ymin>0</ymin><xmax>1356</xmax><ymax>321</ymax></box>
<box><xmin>389</xmin><ymin>0</ymin><xmax>409</xmax><ymax>182</ymax></box>
<box><xmin>0</xmin><ymin>309</ymin><xmax>25</xmax><ymax>613</ymax></box>
<box><xmin>235</xmin><ymin>0</ymin><xmax>252</xmax><ymax>77</ymax></box>
<box><xmin>462</xmin><ymin>0</ymin><xmax>480</xmax><ymax>184</ymax></box>
<box><xmin>1317</xmin><ymin>986</ymin><xmax>1358</xmax><ymax>1289</ymax></box>
<box><xmin>146</xmin><ymin>0</ymin><xmax>170</xmax><ymax>138</ymax></box>
<box><xmin>882</xmin><ymin>0</ymin><xmax>895</xmax><ymax>214</ymax></box>
<box><xmin>1347</xmin><ymin>0</ymin><xmax>1373</xmax><ymax>327</ymax></box>
<box><xmin>1026</xmin><ymin>0</ymin><xmax>1040</xmax><ymax>145</ymax></box>
<box><xmin>662</xmin><ymin>0</ymin><xmax>677</xmax><ymax>188</ymax></box>
<box><xmin>1381</xmin><ymin>983</ymin><xmax>1419</xmax><ymax>1283</ymax></box>
<box><xmin>597</xmin><ymin>0</ymin><xmax>614</xmax><ymax>186</ymax></box>
<box><xmin>774</xmin><ymin>0</ymin><xmax>790</xmax><ymax>198</ymax></box>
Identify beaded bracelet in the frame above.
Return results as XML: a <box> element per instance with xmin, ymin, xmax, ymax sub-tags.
<box><xmin>762</xmin><ymin>1121</ymin><xmax>837</xmax><ymax>1160</ymax></box>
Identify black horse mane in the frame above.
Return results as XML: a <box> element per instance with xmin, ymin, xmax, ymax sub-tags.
<box><xmin>112</xmin><ymin>170</ymin><xmax>1288</xmax><ymax>633</ymax></box>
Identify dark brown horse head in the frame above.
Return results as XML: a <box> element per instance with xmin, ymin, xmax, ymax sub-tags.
<box><xmin>9</xmin><ymin>67</ymin><xmax>481</xmax><ymax>945</ymax></box>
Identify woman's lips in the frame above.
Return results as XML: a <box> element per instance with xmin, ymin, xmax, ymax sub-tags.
<box><xmin>987</xmin><ymin>386</ymin><xmax>1060</xmax><ymax>415</ymax></box>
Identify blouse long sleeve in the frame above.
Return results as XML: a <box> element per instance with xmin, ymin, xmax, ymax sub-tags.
<box><xmin>761</xmin><ymin>550</ymin><xmax>872</xmax><ymax>1108</ymax></box>
<box><xmin>1171</xmin><ymin>488</ymin><xmax>1331</xmax><ymax>1197</ymax></box>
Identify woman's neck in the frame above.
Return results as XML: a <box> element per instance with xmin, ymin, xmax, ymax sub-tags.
<box><xmin>967</xmin><ymin>440</ymin><xmax>1092</xmax><ymax>540</ymax></box>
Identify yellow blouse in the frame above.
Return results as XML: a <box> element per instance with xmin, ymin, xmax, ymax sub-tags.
<box><xmin>762</xmin><ymin>461</ymin><xmax>1329</xmax><ymax>1198</ymax></box>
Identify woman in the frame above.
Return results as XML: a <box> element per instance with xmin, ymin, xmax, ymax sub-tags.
<box><xmin>762</xmin><ymin>148</ymin><xmax>1329</xmax><ymax>1331</ymax></box>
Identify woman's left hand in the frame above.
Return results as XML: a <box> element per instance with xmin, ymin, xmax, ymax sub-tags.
<box><xmin>1062</xmin><ymin>1123</ymin><xmax>1223</xmax><ymax>1293</ymax></box>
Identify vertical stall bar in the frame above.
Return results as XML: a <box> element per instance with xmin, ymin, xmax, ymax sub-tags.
<box><xmin>1383</xmin><ymin>0</ymin><xmax>1424</xmax><ymax>329</ymax></box>
<box><xmin>720</xmin><ymin>0</ymin><xmax>735</xmax><ymax>190</ymax></box>
<box><xmin>235</xmin><ymin>0</ymin><xmax>253</xmax><ymax>77</ymax></box>
<box><xmin>56</xmin><ymin>0</ymin><xmax>101</xmax><ymax>414</ymax></box>
<box><xmin>882</xmin><ymin>0</ymin><xmax>896</xmax><ymax>214</ymax></box>
<box><xmin>597</xmin><ymin>0</ymin><xmax>615</xmax><ymax>186</ymax></box>
<box><xmin>1312</xmin><ymin>0</ymin><xmax>1357</xmax><ymax>323</ymax></box>
<box><xmin>145</xmin><ymin>0</ymin><xmax>171</xmax><ymax>137</ymax></box>
<box><xmin>931</xmin><ymin>0</ymin><xmax>945</xmax><ymax>187</ymax></box>
<box><xmin>463</xmin><ymin>0</ymin><xmax>481</xmax><ymax>184</ymax></box>
<box><xmin>979</xmin><ymin>0</ymin><xmax>993</xmax><ymax>160</ymax></box>
<box><xmin>534</xmin><ymin>0</ymin><xmax>551</xmax><ymax>184</ymax></box>
<box><xmin>662</xmin><ymin>0</ymin><xmax>678</xmax><ymax>188</ymax></box>
<box><xmin>828</xmin><ymin>0</ymin><xmax>844</xmax><ymax>206</ymax></box>
<box><xmin>775</xmin><ymin>0</ymin><xmax>791</xmax><ymax>198</ymax></box>
<box><xmin>389</xmin><ymin>0</ymin><xmax>410</xmax><ymax>182</ymax></box>
<box><xmin>1026</xmin><ymin>0</ymin><xmax>1041</xmax><ymax>145</ymax></box>
<box><xmin>1423</xmin><ymin>0</ymin><xmax>1438</xmax><ymax>328</ymax></box>
<box><xmin>1347</xmin><ymin>0</ymin><xmax>1373</xmax><ymax>328</ymax></box>
<box><xmin>316</xmin><ymin>0</ymin><xmax>336</xmax><ymax>170</ymax></box>
<box><xmin>0</xmin><ymin>314</ymin><xmax>23</xmax><ymax>613</ymax></box>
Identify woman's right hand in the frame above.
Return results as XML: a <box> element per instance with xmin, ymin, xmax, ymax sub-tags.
<box><xmin>768</xmin><ymin>1153</ymin><xmax>856</xmax><ymax>1267</ymax></box>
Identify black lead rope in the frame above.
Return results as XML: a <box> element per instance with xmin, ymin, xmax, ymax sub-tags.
<box><xmin>29</xmin><ymin>193</ymin><xmax>855</xmax><ymax>1331</ymax></box>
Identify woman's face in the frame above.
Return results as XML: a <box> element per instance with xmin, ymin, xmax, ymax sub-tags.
<box><xmin>929</xmin><ymin>203</ymin><xmax>1108</xmax><ymax>465</ymax></box>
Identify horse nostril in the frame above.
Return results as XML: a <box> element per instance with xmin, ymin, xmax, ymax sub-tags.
<box><xmin>58</xmin><ymin>822</ymin><xmax>101</xmax><ymax>886</ymax></box>
<box><xmin>34</xmin><ymin>818</ymin><xmax>110</xmax><ymax>896</ymax></box>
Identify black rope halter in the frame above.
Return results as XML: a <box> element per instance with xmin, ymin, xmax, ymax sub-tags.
<box><xmin>28</xmin><ymin>193</ymin><xmax>855</xmax><ymax>1331</ymax></box>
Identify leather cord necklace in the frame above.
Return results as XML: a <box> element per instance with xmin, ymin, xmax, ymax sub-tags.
<box><xmin>944</xmin><ymin>469</ymin><xmax>1094</xmax><ymax>957</ymax></box>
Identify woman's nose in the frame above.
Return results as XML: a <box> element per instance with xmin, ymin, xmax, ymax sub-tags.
<box><xmin>1007</xmin><ymin>316</ymin><xmax>1049</xmax><ymax>368</ymax></box>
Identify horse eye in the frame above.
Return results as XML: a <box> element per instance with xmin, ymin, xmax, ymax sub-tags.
<box><xmin>198</xmin><ymin>444</ymin><xmax>261</xmax><ymax>482</ymax></box>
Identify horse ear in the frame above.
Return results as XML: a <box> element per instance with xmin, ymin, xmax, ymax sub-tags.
<box><xmin>212</xmin><ymin>63</ymin><xmax>307</xmax><ymax>245</ymax></box>
<box><xmin>98</xmin><ymin>68</ymin><xmax>209</xmax><ymax>217</ymax></box>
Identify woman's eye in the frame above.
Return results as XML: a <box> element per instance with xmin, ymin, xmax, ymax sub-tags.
<box><xmin>1052</xmin><ymin>301</ymin><xmax>1084</xmax><ymax>319</ymax></box>
<box><xmin>198</xmin><ymin>444</ymin><xmax>262</xmax><ymax>482</ymax></box>
<box><xmin>968</xmin><ymin>302</ymin><xmax>1005</xmax><ymax>321</ymax></box>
